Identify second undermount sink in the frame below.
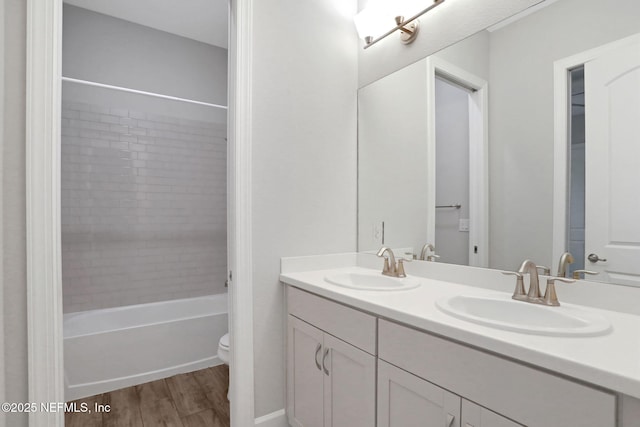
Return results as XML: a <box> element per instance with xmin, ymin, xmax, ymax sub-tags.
<box><xmin>324</xmin><ymin>272</ymin><xmax>421</xmax><ymax>291</ymax></box>
<box><xmin>436</xmin><ymin>294</ymin><xmax>612</xmax><ymax>337</ymax></box>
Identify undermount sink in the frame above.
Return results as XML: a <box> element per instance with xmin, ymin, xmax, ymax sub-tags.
<box><xmin>436</xmin><ymin>294</ymin><xmax>612</xmax><ymax>337</ymax></box>
<box><xmin>324</xmin><ymin>272</ymin><xmax>421</xmax><ymax>291</ymax></box>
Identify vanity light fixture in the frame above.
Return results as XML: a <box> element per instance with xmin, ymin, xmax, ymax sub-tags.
<box><xmin>354</xmin><ymin>0</ymin><xmax>446</xmax><ymax>49</ymax></box>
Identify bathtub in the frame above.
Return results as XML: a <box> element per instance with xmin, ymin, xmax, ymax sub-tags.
<box><xmin>64</xmin><ymin>293</ymin><xmax>228</xmax><ymax>401</ymax></box>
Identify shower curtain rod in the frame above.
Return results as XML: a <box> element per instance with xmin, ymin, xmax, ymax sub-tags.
<box><xmin>62</xmin><ymin>77</ymin><xmax>228</xmax><ymax>110</ymax></box>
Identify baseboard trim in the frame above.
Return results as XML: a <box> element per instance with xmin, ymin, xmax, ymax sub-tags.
<box><xmin>255</xmin><ymin>408</ymin><xmax>287</xmax><ymax>427</ymax></box>
<box><xmin>66</xmin><ymin>356</ymin><xmax>221</xmax><ymax>401</ymax></box>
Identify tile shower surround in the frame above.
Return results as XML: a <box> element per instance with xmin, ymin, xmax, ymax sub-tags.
<box><xmin>61</xmin><ymin>101</ymin><xmax>227</xmax><ymax>313</ymax></box>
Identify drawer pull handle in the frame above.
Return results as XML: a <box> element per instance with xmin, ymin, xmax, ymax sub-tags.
<box><xmin>323</xmin><ymin>348</ymin><xmax>330</xmax><ymax>375</ymax></box>
<box><xmin>314</xmin><ymin>344</ymin><xmax>322</xmax><ymax>371</ymax></box>
<box><xmin>446</xmin><ymin>414</ymin><xmax>455</xmax><ymax>427</ymax></box>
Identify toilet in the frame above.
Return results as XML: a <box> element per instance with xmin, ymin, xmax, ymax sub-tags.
<box><xmin>218</xmin><ymin>332</ymin><xmax>230</xmax><ymax>365</ymax></box>
<box><xmin>217</xmin><ymin>333</ymin><xmax>230</xmax><ymax>399</ymax></box>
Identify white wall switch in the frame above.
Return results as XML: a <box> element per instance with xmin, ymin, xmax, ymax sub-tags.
<box><xmin>459</xmin><ymin>219</ymin><xmax>470</xmax><ymax>232</ymax></box>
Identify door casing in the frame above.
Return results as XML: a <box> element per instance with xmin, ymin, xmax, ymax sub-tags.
<box><xmin>552</xmin><ymin>32</ymin><xmax>640</xmax><ymax>276</ymax></box>
<box><xmin>426</xmin><ymin>57</ymin><xmax>489</xmax><ymax>267</ymax></box>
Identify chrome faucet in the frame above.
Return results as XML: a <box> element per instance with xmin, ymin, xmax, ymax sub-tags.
<box><xmin>419</xmin><ymin>243</ymin><xmax>440</xmax><ymax>261</ymax></box>
<box><xmin>557</xmin><ymin>252</ymin><xmax>574</xmax><ymax>278</ymax></box>
<box><xmin>419</xmin><ymin>244</ymin><xmax>433</xmax><ymax>260</ymax></box>
<box><xmin>377</xmin><ymin>246</ymin><xmax>397</xmax><ymax>276</ymax></box>
<box><xmin>376</xmin><ymin>246</ymin><xmax>409</xmax><ymax>277</ymax></box>
<box><xmin>518</xmin><ymin>259</ymin><xmax>542</xmax><ymax>301</ymax></box>
<box><xmin>503</xmin><ymin>259</ymin><xmax>576</xmax><ymax>306</ymax></box>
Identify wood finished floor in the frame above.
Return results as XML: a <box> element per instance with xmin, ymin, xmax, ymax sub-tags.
<box><xmin>65</xmin><ymin>365</ymin><xmax>229</xmax><ymax>427</ymax></box>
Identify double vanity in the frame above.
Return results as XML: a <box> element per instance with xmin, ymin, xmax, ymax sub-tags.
<box><xmin>280</xmin><ymin>252</ymin><xmax>640</xmax><ymax>427</ymax></box>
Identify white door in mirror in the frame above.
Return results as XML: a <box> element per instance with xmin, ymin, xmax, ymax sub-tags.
<box><xmin>585</xmin><ymin>40</ymin><xmax>640</xmax><ymax>286</ymax></box>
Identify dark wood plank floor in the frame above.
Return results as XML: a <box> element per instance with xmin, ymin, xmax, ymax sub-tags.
<box><xmin>65</xmin><ymin>365</ymin><xmax>230</xmax><ymax>427</ymax></box>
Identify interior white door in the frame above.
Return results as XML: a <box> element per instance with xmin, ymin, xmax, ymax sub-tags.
<box><xmin>287</xmin><ymin>316</ymin><xmax>325</xmax><ymax>427</ymax></box>
<box><xmin>584</xmin><ymin>39</ymin><xmax>640</xmax><ymax>286</ymax></box>
<box><xmin>322</xmin><ymin>334</ymin><xmax>376</xmax><ymax>427</ymax></box>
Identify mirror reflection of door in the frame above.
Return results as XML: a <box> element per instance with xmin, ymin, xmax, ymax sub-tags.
<box><xmin>434</xmin><ymin>77</ymin><xmax>472</xmax><ymax>266</ymax></box>
<box><xmin>583</xmin><ymin>39</ymin><xmax>640</xmax><ymax>285</ymax></box>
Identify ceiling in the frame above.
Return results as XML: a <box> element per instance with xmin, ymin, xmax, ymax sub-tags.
<box><xmin>64</xmin><ymin>0</ymin><xmax>229</xmax><ymax>49</ymax></box>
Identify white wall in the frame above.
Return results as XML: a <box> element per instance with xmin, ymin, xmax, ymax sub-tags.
<box><xmin>434</xmin><ymin>31</ymin><xmax>490</xmax><ymax>82</ymax></box>
<box><xmin>250</xmin><ymin>0</ymin><xmax>358</xmax><ymax>418</ymax></box>
<box><xmin>358</xmin><ymin>59</ymin><xmax>429</xmax><ymax>253</ymax></box>
<box><xmin>63</xmin><ymin>4</ymin><xmax>227</xmax><ymax>105</ymax></box>
<box><xmin>2</xmin><ymin>0</ymin><xmax>28</xmax><ymax>425</ymax></box>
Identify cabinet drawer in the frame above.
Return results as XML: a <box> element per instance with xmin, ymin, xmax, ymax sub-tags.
<box><xmin>378</xmin><ymin>319</ymin><xmax>615</xmax><ymax>427</ymax></box>
<box><xmin>287</xmin><ymin>286</ymin><xmax>376</xmax><ymax>355</ymax></box>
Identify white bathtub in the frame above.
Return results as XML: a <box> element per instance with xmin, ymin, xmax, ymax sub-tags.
<box><xmin>64</xmin><ymin>293</ymin><xmax>227</xmax><ymax>401</ymax></box>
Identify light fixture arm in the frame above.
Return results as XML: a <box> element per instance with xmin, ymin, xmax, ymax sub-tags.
<box><xmin>363</xmin><ymin>0</ymin><xmax>445</xmax><ymax>50</ymax></box>
<box><xmin>395</xmin><ymin>16</ymin><xmax>414</xmax><ymax>34</ymax></box>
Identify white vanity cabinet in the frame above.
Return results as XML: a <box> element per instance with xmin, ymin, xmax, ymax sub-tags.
<box><xmin>378</xmin><ymin>359</ymin><xmax>461</xmax><ymax>427</ymax></box>
<box><xmin>285</xmin><ymin>285</ymin><xmax>617</xmax><ymax>427</ymax></box>
<box><xmin>287</xmin><ymin>287</ymin><xmax>376</xmax><ymax>427</ymax></box>
<box><xmin>378</xmin><ymin>359</ymin><xmax>522</xmax><ymax>427</ymax></box>
<box><xmin>378</xmin><ymin>319</ymin><xmax>616</xmax><ymax>427</ymax></box>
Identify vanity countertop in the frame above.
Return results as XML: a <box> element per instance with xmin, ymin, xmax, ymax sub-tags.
<box><xmin>280</xmin><ymin>260</ymin><xmax>640</xmax><ymax>399</ymax></box>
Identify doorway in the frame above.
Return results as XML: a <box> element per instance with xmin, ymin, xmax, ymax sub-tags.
<box><xmin>23</xmin><ymin>0</ymin><xmax>259</xmax><ymax>425</ymax></box>
<box><xmin>59</xmin><ymin>2</ymin><xmax>231</xmax><ymax>425</ymax></box>
<box><xmin>434</xmin><ymin>76</ymin><xmax>473</xmax><ymax>266</ymax></box>
<box><xmin>426</xmin><ymin>57</ymin><xmax>489</xmax><ymax>267</ymax></box>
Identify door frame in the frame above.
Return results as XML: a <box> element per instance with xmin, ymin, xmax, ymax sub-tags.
<box><xmin>551</xmin><ymin>32</ymin><xmax>640</xmax><ymax>271</ymax></box>
<box><xmin>26</xmin><ymin>0</ymin><xmax>65</xmax><ymax>425</ymax></box>
<box><xmin>25</xmin><ymin>0</ymin><xmax>255</xmax><ymax>425</ymax></box>
<box><xmin>227</xmin><ymin>0</ymin><xmax>256</xmax><ymax>425</ymax></box>
<box><xmin>426</xmin><ymin>57</ymin><xmax>489</xmax><ymax>267</ymax></box>
<box><xmin>0</xmin><ymin>0</ymin><xmax>6</xmax><ymax>416</ymax></box>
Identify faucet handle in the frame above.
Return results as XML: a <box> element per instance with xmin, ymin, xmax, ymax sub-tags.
<box><xmin>381</xmin><ymin>257</ymin><xmax>392</xmax><ymax>274</ymax></box>
<box><xmin>502</xmin><ymin>271</ymin><xmax>527</xmax><ymax>301</ymax></box>
<box><xmin>573</xmin><ymin>270</ymin><xmax>599</xmax><ymax>280</ymax></box>
<box><xmin>536</xmin><ymin>265</ymin><xmax>551</xmax><ymax>275</ymax></box>
<box><xmin>396</xmin><ymin>258</ymin><xmax>411</xmax><ymax>277</ymax></box>
<box><xmin>543</xmin><ymin>277</ymin><xmax>576</xmax><ymax>306</ymax></box>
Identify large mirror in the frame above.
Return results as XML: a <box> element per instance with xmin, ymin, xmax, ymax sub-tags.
<box><xmin>358</xmin><ymin>0</ymin><xmax>640</xmax><ymax>286</ymax></box>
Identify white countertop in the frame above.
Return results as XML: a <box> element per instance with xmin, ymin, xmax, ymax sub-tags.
<box><xmin>280</xmin><ymin>262</ymin><xmax>640</xmax><ymax>399</ymax></box>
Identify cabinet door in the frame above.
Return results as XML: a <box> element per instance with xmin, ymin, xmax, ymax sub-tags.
<box><xmin>462</xmin><ymin>400</ymin><xmax>524</xmax><ymax>427</ymax></box>
<box><xmin>288</xmin><ymin>316</ymin><xmax>325</xmax><ymax>427</ymax></box>
<box><xmin>378</xmin><ymin>360</ymin><xmax>461</xmax><ymax>427</ymax></box>
<box><xmin>322</xmin><ymin>334</ymin><xmax>375</xmax><ymax>427</ymax></box>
